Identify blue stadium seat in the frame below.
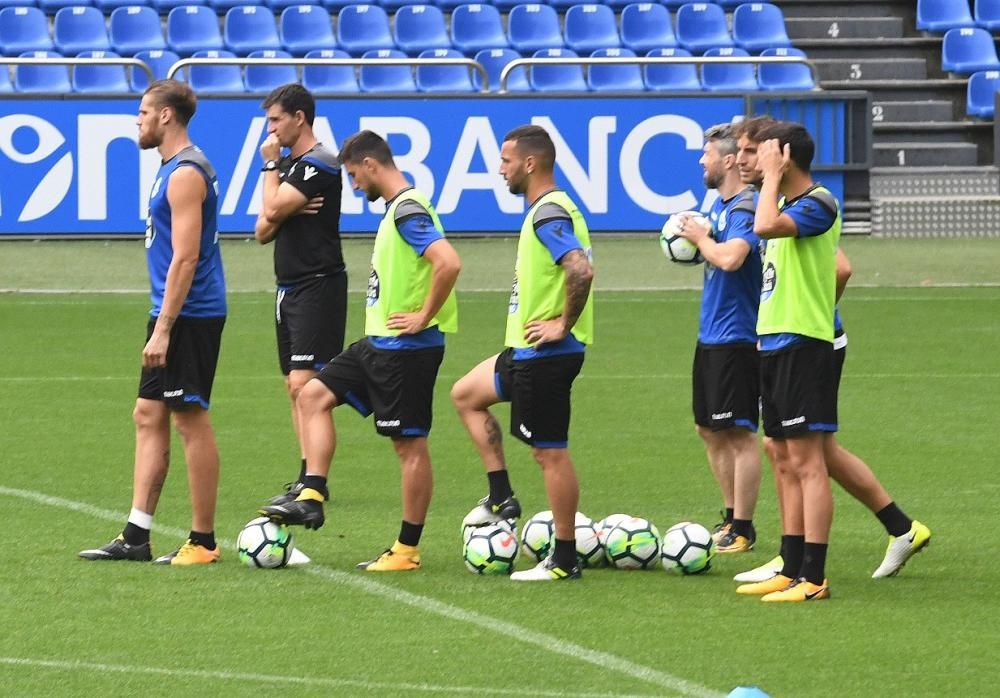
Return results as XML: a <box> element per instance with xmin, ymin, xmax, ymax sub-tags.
<box><xmin>564</xmin><ymin>4</ymin><xmax>619</xmax><ymax>54</ymax></box>
<box><xmin>0</xmin><ymin>62</ymin><xmax>12</xmax><ymax>91</ymax></box>
<box><xmin>975</xmin><ymin>0</ymin><xmax>1000</xmax><ymax>30</ymax></box>
<box><xmin>187</xmin><ymin>48</ymin><xmax>244</xmax><ymax>91</ymax></box>
<box><xmin>492</xmin><ymin>0</ymin><xmax>522</xmax><ymax>10</ymax></box>
<box><xmin>430</xmin><ymin>0</ymin><xmax>465</xmax><ymax>9</ymax></box>
<box><xmin>95</xmin><ymin>0</ymin><xmax>146</xmax><ymax>11</ymax></box>
<box><xmin>302</xmin><ymin>47</ymin><xmax>357</xmax><ymax>92</ymax></box>
<box><xmin>0</xmin><ymin>0</ymin><xmax>38</xmax><ymax>8</ymax></box>
<box><xmin>473</xmin><ymin>46</ymin><xmax>528</xmax><ymax>91</ymax></box>
<box><xmin>702</xmin><ymin>46</ymin><xmax>757</xmax><ymax>91</ymax></box>
<box><xmin>967</xmin><ymin>69</ymin><xmax>1000</xmax><ymax>117</ymax></box>
<box><xmin>167</xmin><ymin>6</ymin><xmax>223</xmax><ymax>56</ymax></box>
<box><xmin>507</xmin><ymin>4</ymin><xmax>563</xmax><ymax>54</ymax></box>
<box><xmin>393</xmin><ymin>5</ymin><xmax>450</xmax><ymax>55</ymax></box>
<box><xmin>14</xmin><ymin>50</ymin><xmax>71</xmax><ymax>92</ymax></box>
<box><xmin>358</xmin><ymin>47</ymin><xmax>415</xmax><ymax>91</ymax></box>
<box><xmin>546</xmin><ymin>0</ymin><xmax>578</xmax><ymax>9</ymax></box>
<box><xmin>337</xmin><ymin>5</ymin><xmax>393</xmax><ymax>55</ymax></box>
<box><xmin>529</xmin><ymin>47</ymin><xmax>586</xmax><ymax>92</ymax></box>
<box><xmin>621</xmin><ymin>3</ymin><xmax>677</xmax><ymax>54</ymax></box>
<box><xmin>210</xmin><ymin>0</ymin><xmax>262</xmax><ymax>11</ymax></box>
<box><xmin>916</xmin><ymin>0</ymin><xmax>975</xmax><ymax>32</ymax></box>
<box><xmin>54</xmin><ymin>6</ymin><xmax>109</xmax><ymax>54</ymax></box>
<box><xmin>643</xmin><ymin>46</ymin><xmax>699</xmax><ymax>90</ymax></box>
<box><xmin>266</xmin><ymin>0</ymin><xmax>315</xmax><ymax>9</ymax></box>
<box><xmin>39</xmin><ymin>0</ymin><xmax>91</xmax><ymax>13</ymax></box>
<box><xmin>111</xmin><ymin>6</ymin><xmax>166</xmax><ymax>56</ymax></box>
<box><xmin>225</xmin><ymin>6</ymin><xmax>280</xmax><ymax>56</ymax></box>
<box><xmin>714</xmin><ymin>0</ymin><xmax>744</xmax><ymax>7</ymax></box>
<box><xmin>131</xmin><ymin>47</ymin><xmax>180</xmax><ymax>90</ymax></box>
<box><xmin>320</xmin><ymin>0</ymin><xmax>355</xmax><ymax>10</ymax></box>
<box><xmin>73</xmin><ymin>49</ymin><xmax>130</xmax><ymax>92</ymax></box>
<box><xmin>732</xmin><ymin>3</ymin><xmax>790</xmax><ymax>53</ymax></box>
<box><xmin>245</xmin><ymin>48</ymin><xmax>297</xmax><ymax>91</ymax></box>
<box><xmin>942</xmin><ymin>27</ymin><xmax>1000</xmax><ymax>73</ymax></box>
<box><xmin>416</xmin><ymin>47</ymin><xmax>474</xmax><ymax>91</ymax></box>
<box><xmin>587</xmin><ymin>46</ymin><xmax>643</xmax><ymax>91</ymax></box>
<box><xmin>660</xmin><ymin>0</ymin><xmax>688</xmax><ymax>7</ymax></box>
<box><xmin>451</xmin><ymin>4</ymin><xmax>506</xmax><ymax>54</ymax></box>
<box><xmin>757</xmin><ymin>46</ymin><xmax>813</xmax><ymax>90</ymax></box>
<box><xmin>676</xmin><ymin>2</ymin><xmax>732</xmax><ymax>54</ymax></box>
<box><xmin>379</xmin><ymin>0</ymin><xmax>424</xmax><ymax>8</ymax></box>
<box><xmin>154</xmin><ymin>0</ymin><xmax>207</xmax><ymax>12</ymax></box>
<box><xmin>280</xmin><ymin>5</ymin><xmax>334</xmax><ymax>55</ymax></box>
<box><xmin>0</xmin><ymin>7</ymin><xmax>54</xmax><ymax>54</ymax></box>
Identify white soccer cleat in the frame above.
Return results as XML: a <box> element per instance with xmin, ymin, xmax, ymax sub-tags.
<box><xmin>509</xmin><ymin>557</ymin><xmax>581</xmax><ymax>582</ymax></box>
<box><xmin>872</xmin><ymin>521</ymin><xmax>931</xmax><ymax>578</ymax></box>
<box><xmin>461</xmin><ymin>494</ymin><xmax>522</xmax><ymax>528</ymax></box>
<box><xmin>733</xmin><ymin>555</ymin><xmax>784</xmax><ymax>583</ymax></box>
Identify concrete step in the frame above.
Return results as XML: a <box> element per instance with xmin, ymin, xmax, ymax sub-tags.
<box><xmin>872</xmin><ymin>100</ymin><xmax>957</xmax><ymax>123</ymax></box>
<box><xmin>870</xmin><ymin>166</ymin><xmax>1000</xmax><ymax>197</ymax></box>
<box><xmin>786</xmin><ymin>17</ymin><xmax>904</xmax><ymax>40</ymax></box>
<box><xmin>821</xmin><ymin>78</ymin><xmax>966</xmax><ymax>103</ymax></box>
<box><xmin>794</xmin><ymin>38</ymin><xmax>943</xmax><ymax>62</ymax></box>
<box><xmin>811</xmin><ymin>58</ymin><xmax>927</xmax><ymax>82</ymax></box>
<box><xmin>774</xmin><ymin>0</ymin><xmax>915</xmax><ymax>21</ymax></box>
<box><xmin>873</xmin><ymin>121</ymin><xmax>993</xmax><ymax>144</ymax></box>
<box><xmin>874</xmin><ymin>142</ymin><xmax>979</xmax><ymax>167</ymax></box>
<box><xmin>872</xmin><ymin>196</ymin><xmax>1000</xmax><ymax>237</ymax></box>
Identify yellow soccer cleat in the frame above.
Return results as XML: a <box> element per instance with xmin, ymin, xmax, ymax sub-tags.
<box><xmin>357</xmin><ymin>542</ymin><xmax>421</xmax><ymax>572</ymax></box>
<box><xmin>761</xmin><ymin>577</ymin><xmax>830</xmax><ymax>602</ymax></box>
<box><xmin>153</xmin><ymin>539</ymin><xmax>220</xmax><ymax>566</ymax></box>
<box><xmin>872</xmin><ymin>521</ymin><xmax>931</xmax><ymax>578</ymax></box>
<box><xmin>736</xmin><ymin>573</ymin><xmax>793</xmax><ymax>596</ymax></box>
<box><xmin>716</xmin><ymin>531</ymin><xmax>754</xmax><ymax>554</ymax></box>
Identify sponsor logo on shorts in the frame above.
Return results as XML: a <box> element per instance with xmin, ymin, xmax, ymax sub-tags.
<box><xmin>781</xmin><ymin>416</ymin><xmax>805</xmax><ymax>427</ymax></box>
<box><xmin>291</xmin><ymin>354</ymin><xmax>315</xmax><ymax>362</ymax></box>
<box><xmin>163</xmin><ymin>389</ymin><xmax>184</xmax><ymax>398</ymax></box>
<box><xmin>712</xmin><ymin>411</ymin><xmax>733</xmax><ymax>420</ymax></box>
<box><xmin>376</xmin><ymin>419</ymin><xmax>400</xmax><ymax>428</ymax></box>
<box><xmin>519</xmin><ymin>423</ymin><xmax>532</xmax><ymax>439</ymax></box>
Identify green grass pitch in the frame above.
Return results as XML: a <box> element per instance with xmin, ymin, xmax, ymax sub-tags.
<box><xmin>0</xmin><ymin>237</ymin><xmax>997</xmax><ymax>697</ymax></box>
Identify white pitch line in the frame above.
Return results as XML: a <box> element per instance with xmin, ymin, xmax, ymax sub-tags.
<box><xmin>0</xmin><ymin>657</ymin><xmax>658</xmax><ymax>698</ymax></box>
<box><xmin>0</xmin><ymin>486</ymin><xmax>720</xmax><ymax>698</ymax></box>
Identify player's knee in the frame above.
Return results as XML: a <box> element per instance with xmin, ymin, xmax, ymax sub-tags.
<box><xmin>286</xmin><ymin>372</ymin><xmax>312</xmax><ymax>401</ymax></box>
<box><xmin>133</xmin><ymin>400</ymin><xmax>163</xmax><ymax>429</ymax></box>
<box><xmin>298</xmin><ymin>379</ymin><xmax>336</xmax><ymax>415</ymax></box>
<box><xmin>171</xmin><ymin>407</ymin><xmax>210</xmax><ymax>440</ymax></box>
<box><xmin>450</xmin><ymin>376</ymin><xmax>476</xmax><ymax>411</ymax></box>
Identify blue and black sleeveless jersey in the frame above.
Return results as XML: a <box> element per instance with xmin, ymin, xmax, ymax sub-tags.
<box><xmin>698</xmin><ymin>188</ymin><xmax>762</xmax><ymax>345</ymax></box>
<box><xmin>146</xmin><ymin>145</ymin><xmax>226</xmax><ymax>318</ymax></box>
<box><xmin>274</xmin><ymin>143</ymin><xmax>344</xmax><ymax>285</ymax></box>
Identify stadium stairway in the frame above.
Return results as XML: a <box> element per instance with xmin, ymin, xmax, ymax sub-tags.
<box><xmin>776</xmin><ymin>0</ymin><xmax>1000</xmax><ymax>236</ymax></box>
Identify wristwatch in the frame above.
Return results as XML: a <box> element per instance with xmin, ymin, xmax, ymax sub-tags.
<box><xmin>261</xmin><ymin>159</ymin><xmax>278</xmax><ymax>172</ymax></box>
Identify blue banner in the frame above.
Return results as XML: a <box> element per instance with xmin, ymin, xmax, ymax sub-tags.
<box><xmin>0</xmin><ymin>96</ymin><xmax>844</xmax><ymax>236</ymax></box>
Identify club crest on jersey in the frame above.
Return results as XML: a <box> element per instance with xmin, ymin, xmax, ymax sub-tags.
<box><xmin>760</xmin><ymin>262</ymin><xmax>776</xmax><ymax>301</ymax></box>
<box><xmin>508</xmin><ymin>276</ymin><xmax>519</xmax><ymax>314</ymax></box>
<box><xmin>366</xmin><ymin>268</ymin><xmax>380</xmax><ymax>307</ymax></box>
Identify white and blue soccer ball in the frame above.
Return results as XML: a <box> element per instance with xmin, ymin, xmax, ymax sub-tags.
<box><xmin>604</xmin><ymin>517</ymin><xmax>661</xmax><ymax>569</ymax></box>
<box><xmin>463</xmin><ymin>523</ymin><xmax>519</xmax><ymax>575</ymax></box>
<box><xmin>237</xmin><ymin>516</ymin><xmax>294</xmax><ymax>569</ymax></box>
<box><xmin>574</xmin><ymin>512</ymin><xmax>604</xmax><ymax>568</ymax></box>
<box><xmin>661</xmin><ymin>521</ymin><xmax>715</xmax><ymax>575</ymax></box>
<box><xmin>659</xmin><ymin>212</ymin><xmax>707</xmax><ymax>265</ymax></box>
<box><xmin>520</xmin><ymin>510</ymin><xmax>555</xmax><ymax>563</ymax></box>
<box><xmin>595</xmin><ymin>513</ymin><xmax>631</xmax><ymax>547</ymax></box>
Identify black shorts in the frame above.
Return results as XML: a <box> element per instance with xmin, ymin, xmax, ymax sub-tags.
<box><xmin>495</xmin><ymin>348</ymin><xmax>585</xmax><ymax>448</ymax></box>
<box><xmin>138</xmin><ymin>316</ymin><xmax>225</xmax><ymax>410</ymax></box>
<box><xmin>832</xmin><ymin>329</ymin><xmax>847</xmax><ymax>404</ymax></box>
<box><xmin>276</xmin><ymin>273</ymin><xmax>347</xmax><ymax>375</ymax></box>
<box><xmin>314</xmin><ymin>338</ymin><xmax>444</xmax><ymax>438</ymax></box>
<box><xmin>760</xmin><ymin>338</ymin><xmax>838</xmax><ymax>438</ymax></box>
<box><xmin>692</xmin><ymin>342</ymin><xmax>759</xmax><ymax>432</ymax></box>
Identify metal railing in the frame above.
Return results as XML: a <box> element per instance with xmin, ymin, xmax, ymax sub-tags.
<box><xmin>1</xmin><ymin>55</ymin><xmax>154</xmax><ymax>84</ymax></box>
<box><xmin>499</xmin><ymin>54</ymin><xmax>820</xmax><ymax>93</ymax></box>
<box><xmin>167</xmin><ymin>56</ymin><xmax>491</xmax><ymax>93</ymax></box>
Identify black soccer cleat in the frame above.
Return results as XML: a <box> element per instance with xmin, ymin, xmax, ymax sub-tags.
<box><xmin>259</xmin><ymin>496</ymin><xmax>325</xmax><ymax>530</ymax></box>
<box><xmin>266</xmin><ymin>481</ymin><xmax>305</xmax><ymax>507</ymax></box>
<box><xmin>78</xmin><ymin>535</ymin><xmax>152</xmax><ymax>562</ymax></box>
<box><xmin>461</xmin><ymin>494</ymin><xmax>522</xmax><ymax>527</ymax></box>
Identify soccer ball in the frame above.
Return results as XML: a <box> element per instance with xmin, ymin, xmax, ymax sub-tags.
<box><xmin>595</xmin><ymin>513</ymin><xmax>631</xmax><ymax>546</ymax></box>
<box><xmin>574</xmin><ymin>512</ymin><xmax>604</xmax><ymax>568</ymax></box>
<box><xmin>521</xmin><ymin>510</ymin><xmax>555</xmax><ymax>563</ymax></box>
<box><xmin>462</xmin><ymin>517</ymin><xmax>516</xmax><ymax>545</ymax></box>
<box><xmin>463</xmin><ymin>523</ymin><xmax>519</xmax><ymax>574</ymax></box>
<box><xmin>659</xmin><ymin>211</ymin><xmax>708</xmax><ymax>265</ymax></box>
<box><xmin>237</xmin><ymin>516</ymin><xmax>294</xmax><ymax>569</ymax></box>
<box><xmin>604</xmin><ymin>517</ymin><xmax>661</xmax><ymax>569</ymax></box>
<box><xmin>661</xmin><ymin>521</ymin><xmax>715</xmax><ymax>575</ymax></box>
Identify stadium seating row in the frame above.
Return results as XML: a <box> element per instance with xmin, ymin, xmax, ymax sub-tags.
<box><xmin>967</xmin><ymin>68</ymin><xmax>1000</xmax><ymax>116</ymax></box>
<box><xmin>0</xmin><ymin>44</ymin><xmax>813</xmax><ymax>92</ymax></box>
<box><xmin>918</xmin><ymin>0</ymin><xmax>1000</xmax><ymax>32</ymax></box>
<box><xmin>0</xmin><ymin>3</ymin><xmax>792</xmax><ymax>58</ymax></box>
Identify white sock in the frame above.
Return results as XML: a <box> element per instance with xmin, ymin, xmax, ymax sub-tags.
<box><xmin>128</xmin><ymin>507</ymin><xmax>153</xmax><ymax>530</ymax></box>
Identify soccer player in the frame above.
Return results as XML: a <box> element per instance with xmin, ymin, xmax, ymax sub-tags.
<box><xmin>451</xmin><ymin>124</ymin><xmax>595</xmax><ymax>582</ymax></box>
<box><xmin>260</xmin><ymin>130</ymin><xmax>460</xmax><ymax>572</ymax></box>
<box><xmin>79</xmin><ymin>80</ymin><xmax>227</xmax><ymax>565</ymax></box>
<box><xmin>737</xmin><ymin>121</ymin><xmax>839</xmax><ymax>602</ymax></box>
<box><xmin>674</xmin><ymin>123</ymin><xmax>763</xmax><ymax>554</ymax></box>
<box><xmin>253</xmin><ymin>84</ymin><xmax>347</xmax><ymax>507</ymax></box>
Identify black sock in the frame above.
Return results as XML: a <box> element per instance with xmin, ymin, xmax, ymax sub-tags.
<box><xmin>801</xmin><ymin>542</ymin><xmax>828</xmax><ymax>585</ymax></box>
<box><xmin>779</xmin><ymin>535</ymin><xmax>805</xmax><ymax>579</ymax></box>
<box><xmin>122</xmin><ymin>522</ymin><xmax>149</xmax><ymax>546</ymax></box>
<box><xmin>189</xmin><ymin>530</ymin><xmax>216</xmax><ymax>550</ymax></box>
<box><xmin>487</xmin><ymin>469</ymin><xmax>513</xmax><ymax>504</ymax></box>
<box><xmin>553</xmin><ymin>538</ymin><xmax>577</xmax><ymax>570</ymax></box>
<box><xmin>731</xmin><ymin>518</ymin><xmax>753</xmax><ymax>539</ymax></box>
<box><xmin>301</xmin><ymin>474</ymin><xmax>328</xmax><ymax>499</ymax></box>
<box><xmin>724</xmin><ymin>507</ymin><xmax>734</xmax><ymax>524</ymax></box>
<box><xmin>875</xmin><ymin>502</ymin><xmax>912</xmax><ymax>537</ymax></box>
<box><xmin>298</xmin><ymin>458</ymin><xmax>307</xmax><ymax>483</ymax></box>
<box><xmin>398</xmin><ymin>520</ymin><xmax>424</xmax><ymax>547</ymax></box>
